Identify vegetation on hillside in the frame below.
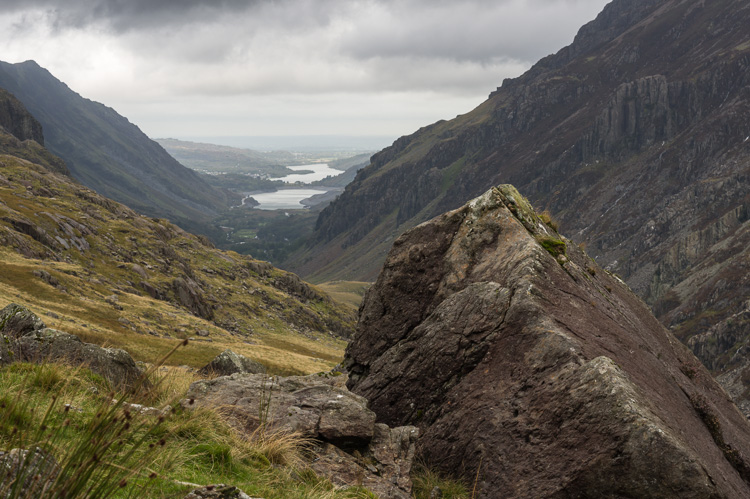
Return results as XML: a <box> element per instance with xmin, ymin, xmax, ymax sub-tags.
<box><xmin>0</xmin><ymin>153</ymin><xmax>353</xmax><ymax>373</ymax></box>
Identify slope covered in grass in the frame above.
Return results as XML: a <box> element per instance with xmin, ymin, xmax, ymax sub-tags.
<box><xmin>0</xmin><ymin>152</ymin><xmax>353</xmax><ymax>373</ymax></box>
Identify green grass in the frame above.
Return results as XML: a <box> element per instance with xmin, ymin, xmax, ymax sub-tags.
<box><xmin>537</xmin><ymin>236</ymin><xmax>567</xmax><ymax>259</ymax></box>
<box><xmin>0</xmin><ymin>153</ymin><xmax>354</xmax><ymax>374</ymax></box>
<box><xmin>411</xmin><ymin>464</ymin><xmax>469</xmax><ymax>498</ymax></box>
<box><xmin>0</xmin><ymin>360</ymin><xmax>381</xmax><ymax>498</ymax></box>
<box><xmin>315</xmin><ymin>281</ymin><xmax>371</xmax><ymax>314</ymax></box>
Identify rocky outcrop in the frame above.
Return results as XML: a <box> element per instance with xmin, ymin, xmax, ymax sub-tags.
<box><xmin>184</xmin><ymin>373</ymin><xmax>417</xmax><ymax>498</ymax></box>
<box><xmin>0</xmin><ymin>88</ymin><xmax>69</xmax><ymax>175</ymax></box>
<box><xmin>690</xmin><ymin>303</ymin><xmax>750</xmax><ymax>417</ymax></box>
<box><xmin>0</xmin><ymin>447</ymin><xmax>59</xmax><ymax>497</ymax></box>
<box><xmin>0</xmin><ymin>88</ymin><xmax>44</xmax><ymax>144</ymax></box>
<box><xmin>173</xmin><ymin>276</ymin><xmax>214</xmax><ymax>320</ymax></box>
<box><xmin>0</xmin><ymin>303</ymin><xmax>46</xmax><ymax>337</ymax></box>
<box><xmin>345</xmin><ymin>186</ymin><xmax>750</xmax><ymax>498</ymax></box>
<box><xmin>198</xmin><ymin>349</ymin><xmax>266</xmax><ymax>377</ymax></box>
<box><xmin>0</xmin><ymin>304</ymin><xmax>144</xmax><ymax>391</ymax></box>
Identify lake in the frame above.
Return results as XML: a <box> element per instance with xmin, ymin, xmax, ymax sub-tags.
<box><xmin>243</xmin><ymin>189</ymin><xmax>327</xmax><ymax>210</ymax></box>
<box><xmin>279</xmin><ymin>163</ymin><xmax>341</xmax><ymax>183</ymax></box>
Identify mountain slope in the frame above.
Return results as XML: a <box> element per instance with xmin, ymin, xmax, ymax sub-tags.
<box><xmin>0</xmin><ymin>99</ymin><xmax>353</xmax><ymax>373</ymax></box>
<box><xmin>289</xmin><ymin>0</ymin><xmax>750</xmax><ymax>406</ymax></box>
<box><xmin>0</xmin><ymin>60</ymin><xmax>234</xmax><ymax>235</ymax></box>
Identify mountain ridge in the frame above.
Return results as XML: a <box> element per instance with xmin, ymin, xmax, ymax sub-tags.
<box><xmin>0</xmin><ymin>60</ymin><xmax>235</xmax><ymax>236</ymax></box>
<box><xmin>287</xmin><ymin>0</ymin><xmax>750</xmax><ymax>408</ymax></box>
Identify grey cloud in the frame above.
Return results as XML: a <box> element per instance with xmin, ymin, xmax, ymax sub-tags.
<box><xmin>1</xmin><ymin>0</ymin><xmax>272</xmax><ymax>32</ymax></box>
<box><xmin>341</xmin><ymin>0</ymin><xmax>609</xmax><ymax>64</ymax></box>
<box><xmin>3</xmin><ymin>0</ymin><xmax>608</xmax><ymax>67</ymax></box>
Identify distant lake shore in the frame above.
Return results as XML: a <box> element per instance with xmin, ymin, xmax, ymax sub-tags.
<box><xmin>241</xmin><ymin>188</ymin><xmax>328</xmax><ymax>210</ymax></box>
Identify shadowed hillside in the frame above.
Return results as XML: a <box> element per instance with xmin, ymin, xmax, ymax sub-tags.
<box><xmin>0</xmin><ymin>60</ymin><xmax>235</xmax><ymax>236</ymax></box>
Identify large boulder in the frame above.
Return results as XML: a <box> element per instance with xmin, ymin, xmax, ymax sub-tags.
<box><xmin>345</xmin><ymin>186</ymin><xmax>750</xmax><ymax>498</ymax></box>
<box><xmin>173</xmin><ymin>276</ymin><xmax>213</xmax><ymax>320</ymax></box>
<box><xmin>198</xmin><ymin>349</ymin><xmax>266</xmax><ymax>377</ymax></box>
<box><xmin>183</xmin><ymin>373</ymin><xmax>417</xmax><ymax>498</ymax></box>
<box><xmin>0</xmin><ymin>447</ymin><xmax>59</xmax><ymax>496</ymax></box>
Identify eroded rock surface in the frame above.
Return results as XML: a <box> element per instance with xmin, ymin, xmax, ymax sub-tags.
<box><xmin>184</xmin><ymin>373</ymin><xmax>417</xmax><ymax>498</ymax></box>
<box><xmin>346</xmin><ymin>186</ymin><xmax>750</xmax><ymax>498</ymax></box>
<box><xmin>0</xmin><ymin>447</ymin><xmax>59</xmax><ymax>497</ymax></box>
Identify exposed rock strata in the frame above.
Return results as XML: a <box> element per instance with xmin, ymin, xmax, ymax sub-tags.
<box><xmin>183</xmin><ymin>485</ymin><xmax>257</xmax><ymax>499</ymax></box>
<box><xmin>0</xmin><ymin>88</ymin><xmax>43</xmax><ymax>144</ymax></box>
<box><xmin>0</xmin><ymin>89</ymin><xmax>69</xmax><ymax>175</ymax></box>
<box><xmin>346</xmin><ymin>186</ymin><xmax>750</xmax><ymax>497</ymax></box>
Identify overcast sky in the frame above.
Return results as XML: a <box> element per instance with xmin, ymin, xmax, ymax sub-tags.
<box><xmin>0</xmin><ymin>0</ymin><xmax>609</xmax><ymax>148</ymax></box>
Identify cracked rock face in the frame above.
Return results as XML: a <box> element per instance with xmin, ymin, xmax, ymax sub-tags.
<box><xmin>346</xmin><ymin>186</ymin><xmax>750</xmax><ymax>498</ymax></box>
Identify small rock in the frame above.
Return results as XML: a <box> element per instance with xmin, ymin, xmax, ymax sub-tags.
<box><xmin>198</xmin><ymin>349</ymin><xmax>266</xmax><ymax>377</ymax></box>
<box><xmin>183</xmin><ymin>484</ymin><xmax>258</xmax><ymax>499</ymax></box>
<box><xmin>0</xmin><ymin>447</ymin><xmax>59</xmax><ymax>495</ymax></box>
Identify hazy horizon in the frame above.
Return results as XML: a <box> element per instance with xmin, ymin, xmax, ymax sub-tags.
<box><xmin>162</xmin><ymin>135</ymin><xmax>396</xmax><ymax>153</ymax></box>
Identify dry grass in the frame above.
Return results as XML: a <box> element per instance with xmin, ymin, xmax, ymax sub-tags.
<box><xmin>0</xmin><ymin>245</ymin><xmax>347</xmax><ymax>375</ymax></box>
<box><xmin>315</xmin><ymin>281</ymin><xmax>371</xmax><ymax>313</ymax></box>
<box><xmin>539</xmin><ymin>210</ymin><xmax>559</xmax><ymax>232</ymax></box>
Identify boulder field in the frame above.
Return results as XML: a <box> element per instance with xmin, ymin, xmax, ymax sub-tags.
<box><xmin>345</xmin><ymin>185</ymin><xmax>750</xmax><ymax>498</ymax></box>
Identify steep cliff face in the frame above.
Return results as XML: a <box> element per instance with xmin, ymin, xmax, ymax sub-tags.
<box><xmin>346</xmin><ymin>186</ymin><xmax>750</xmax><ymax>497</ymax></box>
<box><xmin>0</xmin><ymin>89</ymin><xmax>70</xmax><ymax>175</ymax></box>
<box><xmin>291</xmin><ymin>0</ymin><xmax>750</xmax><ymax>408</ymax></box>
<box><xmin>0</xmin><ymin>88</ymin><xmax>44</xmax><ymax>144</ymax></box>
<box><xmin>0</xmin><ymin>60</ymin><xmax>232</xmax><ymax>236</ymax></box>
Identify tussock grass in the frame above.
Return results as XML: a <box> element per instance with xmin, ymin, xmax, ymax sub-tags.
<box><xmin>0</xmin><ymin>358</ymin><xmax>379</xmax><ymax>498</ymax></box>
<box><xmin>411</xmin><ymin>464</ymin><xmax>469</xmax><ymax>499</ymax></box>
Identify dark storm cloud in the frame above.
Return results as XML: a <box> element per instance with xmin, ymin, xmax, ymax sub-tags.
<box><xmin>2</xmin><ymin>0</ymin><xmax>610</xmax><ymax>72</ymax></box>
<box><xmin>0</xmin><ymin>0</ymin><xmax>264</xmax><ymax>32</ymax></box>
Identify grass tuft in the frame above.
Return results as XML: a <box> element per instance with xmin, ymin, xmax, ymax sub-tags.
<box><xmin>411</xmin><ymin>464</ymin><xmax>469</xmax><ymax>498</ymax></box>
<box><xmin>537</xmin><ymin>236</ymin><xmax>567</xmax><ymax>259</ymax></box>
